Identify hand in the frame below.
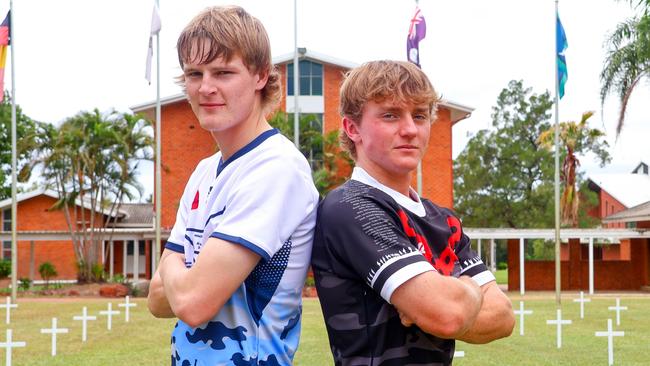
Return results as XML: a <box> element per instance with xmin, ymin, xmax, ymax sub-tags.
<box><xmin>398</xmin><ymin>310</ymin><xmax>415</xmax><ymax>327</ymax></box>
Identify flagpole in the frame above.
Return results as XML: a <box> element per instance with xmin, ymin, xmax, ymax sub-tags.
<box><xmin>154</xmin><ymin>0</ymin><xmax>162</xmax><ymax>271</ymax></box>
<box><xmin>293</xmin><ymin>0</ymin><xmax>300</xmax><ymax>148</ymax></box>
<box><xmin>554</xmin><ymin>0</ymin><xmax>561</xmax><ymax>307</ymax></box>
<box><xmin>9</xmin><ymin>0</ymin><xmax>17</xmax><ymax>302</ymax></box>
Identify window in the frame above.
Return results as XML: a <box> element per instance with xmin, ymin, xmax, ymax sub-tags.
<box><xmin>287</xmin><ymin>60</ymin><xmax>323</xmax><ymax>96</ymax></box>
<box><xmin>1</xmin><ymin>209</ymin><xmax>10</xmax><ymax>260</ymax></box>
<box><xmin>126</xmin><ymin>240</ymin><xmax>146</xmax><ymax>255</ymax></box>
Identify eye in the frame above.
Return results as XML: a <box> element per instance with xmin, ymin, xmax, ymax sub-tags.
<box><xmin>185</xmin><ymin>71</ymin><xmax>202</xmax><ymax>79</ymax></box>
<box><xmin>382</xmin><ymin>113</ymin><xmax>398</xmax><ymax>120</ymax></box>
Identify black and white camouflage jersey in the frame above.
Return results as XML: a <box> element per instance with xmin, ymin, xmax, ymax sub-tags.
<box><xmin>311</xmin><ymin>168</ymin><xmax>494</xmax><ymax>366</ymax></box>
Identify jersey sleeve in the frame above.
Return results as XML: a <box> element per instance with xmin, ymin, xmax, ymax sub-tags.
<box><xmin>315</xmin><ymin>187</ymin><xmax>435</xmax><ymax>303</ymax></box>
<box><xmin>210</xmin><ymin>153</ymin><xmax>317</xmax><ymax>261</ymax></box>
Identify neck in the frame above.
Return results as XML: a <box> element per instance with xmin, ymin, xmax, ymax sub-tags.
<box><xmin>212</xmin><ymin>107</ymin><xmax>269</xmax><ymax>161</ymax></box>
<box><xmin>356</xmin><ymin>161</ymin><xmax>413</xmax><ymax>197</ymax></box>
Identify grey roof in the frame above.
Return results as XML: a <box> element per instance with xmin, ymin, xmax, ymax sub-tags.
<box><xmin>115</xmin><ymin>203</ymin><xmax>153</xmax><ymax>226</ymax></box>
<box><xmin>603</xmin><ymin>200</ymin><xmax>650</xmax><ymax>223</ymax></box>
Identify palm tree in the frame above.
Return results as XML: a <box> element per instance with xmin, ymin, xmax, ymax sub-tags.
<box><xmin>24</xmin><ymin>110</ymin><xmax>153</xmax><ymax>282</ymax></box>
<box><xmin>539</xmin><ymin>111</ymin><xmax>610</xmax><ymax>227</ymax></box>
<box><xmin>600</xmin><ymin>9</ymin><xmax>650</xmax><ymax>136</ymax></box>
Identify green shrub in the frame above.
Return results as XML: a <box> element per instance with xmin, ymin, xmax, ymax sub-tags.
<box><xmin>18</xmin><ymin>277</ymin><xmax>32</xmax><ymax>291</ymax></box>
<box><xmin>91</xmin><ymin>263</ymin><xmax>105</xmax><ymax>282</ymax></box>
<box><xmin>110</xmin><ymin>273</ymin><xmax>126</xmax><ymax>284</ymax></box>
<box><xmin>497</xmin><ymin>261</ymin><xmax>508</xmax><ymax>270</ymax></box>
<box><xmin>0</xmin><ymin>259</ymin><xmax>11</xmax><ymax>279</ymax></box>
<box><xmin>38</xmin><ymin>262</ymin><xmax>58</xmax><ymax>289</ymax></box>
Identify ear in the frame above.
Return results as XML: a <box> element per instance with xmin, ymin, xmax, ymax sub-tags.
<box><xmin>254</xmin><ymin>69</ymin><xmax>269</xmax><ymax>91</ymax></box>
<box><xmin>342</xmin><ymin>116</ymin><xmax>361</xmax><ymax>143</ymax></box>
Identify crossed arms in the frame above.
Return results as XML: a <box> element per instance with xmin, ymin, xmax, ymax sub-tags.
<box><xmin>391</xmin><ymin>271</ymin><xmax>514</xmax><ymax>344</ymax></box>
<box><xmin>147</xmin><ymin>237</ymin><xmax>261</xmax><ymax>328</ymax></box>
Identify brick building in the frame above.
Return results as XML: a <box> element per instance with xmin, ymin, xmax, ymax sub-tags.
<box><xmin>502</xmin><ymin>162</ymin><xmax>650</xmax><ymax>291</ymax></box>
<box><xmin>2</xmin><ymin>51</ymin><xmax>473</xmax><ymax>283</ymax></box>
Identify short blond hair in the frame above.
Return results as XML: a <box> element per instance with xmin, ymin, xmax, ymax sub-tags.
<box><xmin>339</xmin><ymin>60</ymin><xmax>440</xmax><ymax>158</ymax></box>
<box><xmin>176</xmin><ymin>6</ymin><xmax>281</xmax><ymax>113</ymax></box>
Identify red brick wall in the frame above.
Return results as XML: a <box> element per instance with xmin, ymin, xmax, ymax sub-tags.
<box><xmin>159</xmin><ymin>101</ymin><xmax>216</xmax><ymax>229</ymax></box>
<box><xmin>508</xmin><ymin>237</ymin><xmax>649</xmax><ymax>291</ymax></box>
<box><xmin>599</xmin><ymin>190</ymin><xmax>627</xmax><ymax>228</ymax></box>
<box><xmin>415</xmin><ymin>107</ymin><xmax>453</xmax><ymax>207</ymax></box>
<box><xmin>16</xmin><ymin>195</ymin><xmax>80</xmax><ymax>280</ymax></box>
<box><xmin>323</xmin><ymin>64</ymin><xmax>346</xmax><ymax>134</ymax></box>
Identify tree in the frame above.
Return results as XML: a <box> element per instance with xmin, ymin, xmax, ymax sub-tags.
<box><xmin>539</xmin><ymin>111</ymin><xmax>611</xmax><ymax>227</ymax></box>
<box><xmin>0</xmin><ymin>94</ymin><xmax>39</xmax><ymax>200</ymax></box>
<box><xmin>454</xmin><ymin>80</ymin><xmax>609</xmax><ymax>229</ymax></box>
<box><xmin>600</xmin><ymin>9</ymin><xmax>650</xmax><ymax>135</ymax></box>
<box><xmin>24</xmin><ymin>109</ymin><xmax>153</xmax><ymax>282</ymax></box>
<box><xmin>268</xmin><ymin>111</ymin><xmax>353</xmax><ymax>196</ymax></box>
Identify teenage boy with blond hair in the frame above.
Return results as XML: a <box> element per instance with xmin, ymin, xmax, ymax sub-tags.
<box><xmin>312</xmin><ymin>60</ymin><xmax>514</xmax><ymax>366</ymax></box>
<box><xmin>147</xmin><ymin>6</ymin><xmax>319</xmax><ymax>365</ymax></box>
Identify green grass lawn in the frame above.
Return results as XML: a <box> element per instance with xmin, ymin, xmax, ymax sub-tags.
<box><xmin>2</xmin><ymin>294</ymin><xmax>649</xmax><ymax>365</ymax></box>
<box><xmin>494</xmin><ymin>269</ymin><xmax>508</xmax><ymax>284</ymax></box>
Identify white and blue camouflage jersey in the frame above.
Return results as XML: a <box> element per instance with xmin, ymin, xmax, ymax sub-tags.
<box><xmin>165</xmin><ymin>129</ymin><xmax>319</xmax><ymax>366</ymax></box>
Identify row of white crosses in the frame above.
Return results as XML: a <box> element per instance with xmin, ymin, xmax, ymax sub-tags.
<box><xmin>515</xmin><ymin>293</ymin><xmax>627</xmax><ymax>366</ymax></box>
<box><xmin>0</xmin><ymin>296</ymin><xmax>137</xmax><ymax>365</ymax></box>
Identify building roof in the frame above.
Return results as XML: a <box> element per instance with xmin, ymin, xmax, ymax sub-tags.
<box><xmin>588</xmin><ymin>169</ymin><xmax>650</xmax><ymax>208</ymax></box>
<box><xmin>0</xmin><ymin>188</ymin><xmax>126</xmax><ymax>218</ymax></box>
<box><xmin>603</xmin><ymin>200</ymin><xmax>650</xmax><ymax>224</ymax></box>
<box><xmin>272</xmin><ymin>48</ymin><xmax>359</xmax><ymax>69</ymax></box>
<box><xmin>114</xmin><ymin>203</ymin><xmax>153</xmax><ymax>227</ymax></box>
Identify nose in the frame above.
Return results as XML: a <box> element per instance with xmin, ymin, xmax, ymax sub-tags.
<box><xmin>399</xmin><ymin>115</ymin><xmax>418</xmax><ymax>137</ymax></box>
<box><xmin>198</xmin><ymin>75</ymin><xmax>217</xmax><ymax>95</ymax></box>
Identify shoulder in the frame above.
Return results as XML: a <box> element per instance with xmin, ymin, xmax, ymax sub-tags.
<box><xmin>318</xmin><ymin>180</ymin><xmax>400</xmax><ymax>226</ymax></box>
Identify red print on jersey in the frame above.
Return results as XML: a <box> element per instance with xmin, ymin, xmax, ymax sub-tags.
<box><xmin>398</xmin><ymin>210</ymin><xmax>432</xmax><ymax>262</ymax></box>
<box><xmin>432</xmin><ymin>216</ymin><xmax>461</xmax><ymax>276</ymax></box>
<box><xmin>191</xmin><ymin>190</ymin><xmax>200</xmax><ymax>210</ymax></box>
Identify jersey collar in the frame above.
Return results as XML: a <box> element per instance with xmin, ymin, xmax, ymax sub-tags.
<box><xmin>351</xmin><ymin>167</ymin><xmax>426</xmax><ymax>217</ymax></box>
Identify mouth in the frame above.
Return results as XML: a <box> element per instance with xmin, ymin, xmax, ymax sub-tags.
<box><xmin>395</xmin><ymin>145</ymin><xmax>419</xmax><ymax>150</ymax></box>
<box><xmin>199</xmin><ymin>102</ymin><xmax>225</xmax><ymax>108</ymax></box>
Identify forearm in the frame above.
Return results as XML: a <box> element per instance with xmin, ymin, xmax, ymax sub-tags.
<box><xmin>393</xmin><ymin>273</ymin><xmax>483</xmax><ymax>339</ymax></box>
<box><xmin>158</xmin><ymin>239</ymin><xmax>260</xmax><ymax>328</ymax></box>
<box><xmin>457</xmin><ymin>281</ymin><xmax>514</xmax><ymax>344</ymax></box>
<box><xmin>147</xmin><ymin>269</ymin><xmax>175</xmax><ymax>318</ymax></box>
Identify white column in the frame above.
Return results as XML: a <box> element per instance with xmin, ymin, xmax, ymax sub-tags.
<box><xmin>101</xmin><ymin>240</ymin><xmax>105</xmax><ymax>264</ymax></box>
<box><xmin>477</xmin><ymin>238</ymin><xmax>482</xmax><ymax>260</ymax></box>
<box><xmin>490</xmin><ymin>239</ymin><xmax>496</xmax><ymax>272</ymax></box>
<box><xmin>519</xmin><ymin>238</ymin><xmax>525</xmax><ymax>296</ymax></box>
<box><xmin>589</xmin><ymin>237</ymin><xmax>594</xmax><ymax>295</ymax></box>
<box><xmin>133</xmin><ymin>240</ymin><xmax>139</xmax><ymax>282</ymax></box>
<box><xmin>109</xmin><ymin>240</ymin><xmax>114</xmax><ymax>279</ymax></box>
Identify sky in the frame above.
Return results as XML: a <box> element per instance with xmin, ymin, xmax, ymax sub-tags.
<box><xmin>3</xmin><ymin>0</ymin><xmax>648</xmax><ymax>201</ymax></box>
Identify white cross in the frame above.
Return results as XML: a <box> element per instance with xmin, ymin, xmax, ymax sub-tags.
<box><xmin>546</xmin><ymin>309</ymin><xmax>572</xmax><ymax>348</ymax></box>
<box><xmin>607</xmin><ymin>298</ymin><xmax>628</xmax><ymax>326</ymax></box>
<box><xmin>595</xmin><ymin>318</ymin><xmax>624</xmax><ymax>366</ymax></box>
<box><xmin>118</xmin><ymin>296</ymin><xmax>137</xmax><ymax>322</ymax></box>
<box><xmin>40</xmin><ymin>317</ymin><xmax>69</xmax><ymax>356</ymax></box>
<box><xmin>72</xmin><ymin>306</ymin><xmax>97</xmax><ymax>342</ymax></box>
<box><xmin>454</xmin><ymin>350</ymin><xmax>465</xmax><ymax>358</ymax></box>
<box><xmin>513</xmin><ymin>301</ymin><xmax>533</xmax><ymax>335</ymax></box>
<box><xmin>0</xmin><ymin>329</ymin><xmax>26</xmax><ymax>366</ymax></box>
<box><xmin>573</xmin><ymin>291</ymin><xmax>591</xmax><ymax>319</ymax></box>
<box><xmin>0</xmin><ymin>297</ymin><xmax>18</xmax><ymax>324</ymax></box>
<box><xmin>99</xmin><ymin>303</ymin><xmax>120</xmax><ymax>330</ymax></box>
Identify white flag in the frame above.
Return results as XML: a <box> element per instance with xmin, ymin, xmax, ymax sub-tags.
<box><xmin>145</xmin><ymin>3</ymin><xmax>162</xmax><ymax>84</ymax></box>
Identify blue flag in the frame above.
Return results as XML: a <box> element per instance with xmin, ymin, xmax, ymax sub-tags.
<box><xmin>556</xmin><ymin>13</ymin><xmax>568</xmax><ymax>99</ymax></box>
<box><xmin>407</xmin><ymin>7</ymin><xmax>426</xmax><ymax>68</ymax></box>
